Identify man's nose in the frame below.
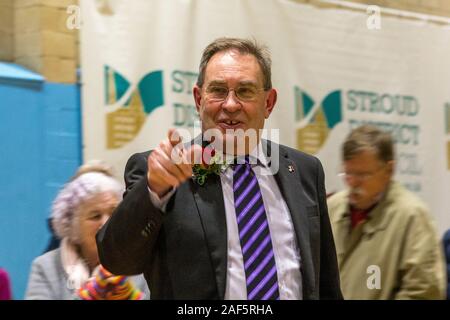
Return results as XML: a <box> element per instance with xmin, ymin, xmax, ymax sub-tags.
<box><xmin>345</xmin><ymin>175</ymin><xmax>360</xmax><ymax>188</ymax></box>
<box><xmin>222</xmin><ymin>90</ymin><xmax>242</xmax><ymax>113</ymax></box>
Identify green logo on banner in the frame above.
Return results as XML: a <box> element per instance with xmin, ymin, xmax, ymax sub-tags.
<box><xmin>104</xmin><ymin>65</ymin><xmax>164</xmax><ymax>149</ymax></box>
<box><xmin>294</xmin><ymin>86</ymin><xmax>343</xmax><ymax>154</ymax></box>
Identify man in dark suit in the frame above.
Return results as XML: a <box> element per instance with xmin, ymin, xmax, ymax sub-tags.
<box><xmin>97</xmin><ymin>37</ymin><xmax>342</xmax><ymax>300</ymax></box>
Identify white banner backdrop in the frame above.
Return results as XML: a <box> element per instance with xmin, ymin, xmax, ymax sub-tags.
<box><xmin>81</xmin><ymin>0</ymin><xmax>450</xmax><ymax>235</ymax></box>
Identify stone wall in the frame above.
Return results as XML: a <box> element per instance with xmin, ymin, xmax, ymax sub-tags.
<box><xmin>0</xmin><ymin>0</ymin><xmax>13</xmax><ymax>61</ymax></box>
<box><xmin>13</xmin><ymin>0</ymin><xmax>78</xmax><ymax>83</ymax></box>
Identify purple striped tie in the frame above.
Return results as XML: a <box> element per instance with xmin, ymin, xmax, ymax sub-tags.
<box><xmin>233</xmin><ymin>158</ymin><xmax>280</xmax><ymax>300</ymax></box>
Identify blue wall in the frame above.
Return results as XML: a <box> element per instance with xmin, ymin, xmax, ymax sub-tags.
<box><xmin>0</xmin><ymin>63</ymin><xmax>81</xmax><ymax>299</ymax></box>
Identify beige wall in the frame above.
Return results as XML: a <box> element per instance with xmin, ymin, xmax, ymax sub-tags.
<box><xmin>1</xmin><ymin>0</ymin><xmax>449</xmax><ymax>83</ymax></box>
<box><xmin>0</xmin><ymin>0</ymin><xmax>13</xmax><ymax>61</ymax></box>
<box><xmin>0</xmin><ymin>0</ymin><xmax>78</xmax><ymax>83</ymax></box>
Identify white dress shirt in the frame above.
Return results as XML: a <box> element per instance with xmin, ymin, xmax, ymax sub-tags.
<box><xmin>221</xmin><ymin>143</ymin><xmax>302</xmax><ymax>300</ymax></box>
<box><xmin>148</xmin><ymin>142</ymin><xmax>303</xmax><ymax>299</ymax></box>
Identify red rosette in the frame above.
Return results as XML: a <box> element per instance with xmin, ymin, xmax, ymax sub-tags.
<box><xmin>201</xmin><ymin>146</ymin><xmax>216</xmax><ymax>167</ymax></box>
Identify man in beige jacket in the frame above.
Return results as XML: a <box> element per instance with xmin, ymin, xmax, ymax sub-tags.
<box><xmin>328</xmin><ymin>125</ymin><xmax>446</xmax><ymax>299</ymax></box>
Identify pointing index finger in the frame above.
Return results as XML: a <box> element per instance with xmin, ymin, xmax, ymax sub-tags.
<box><xmin>168</xmin><ymin>128</ymin><xmax>183</xmax><ymax>147</ymax></box>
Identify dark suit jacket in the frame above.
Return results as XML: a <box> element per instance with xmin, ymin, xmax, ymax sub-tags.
<box><xmin>96</xmin><ymin>140</ymin><xmax>342</xmax><ymax>299</ymax></box>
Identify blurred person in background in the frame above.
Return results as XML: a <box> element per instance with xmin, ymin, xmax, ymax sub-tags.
<box><xmin>327</xmin><ymin>125</ymin><xmax>446</xmax><ymax>299</ymax></box>
<box><xmin>443</xmin><ymin>229</ymin><xmax>450</xmax><ymax>299</ymax></box>
<box><xmin>43</xmin><ymin>162</ymin><xmax>120</xmax><ymax>253</ymax></box>
<box><xmin>0</xmin><ymin>268</ymin><xmax>12</xmax><ymax>300</ymax></box>
<box><xmin>25</xmin><ymin>161</ymin><xmax>149</xmax><ymax>300</ymax></box>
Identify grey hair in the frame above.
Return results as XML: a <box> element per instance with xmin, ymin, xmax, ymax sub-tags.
<box><xmin>196</xmin><ymin>37</ymin><xmax>273</xmax><ymax>90</ymax></box>
<box><xmin>51</xmin><ymin>172</ymin><xmax>123</xmax><ymax>243</ymax></box>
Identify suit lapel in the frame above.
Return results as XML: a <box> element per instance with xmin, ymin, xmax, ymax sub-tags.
<box><xmin>268</xmin><ymin>143</ymin><xmax>316</xmax><ymax>299</ymax></box>
<box><xmin>191</xmin><ymin>174</ymin><xmax>228</xmax><ymax>299</ymax></box>
<box><xmin>187</xmin><ymin>135</ymin><xmax>227</xmax><ymax>298</ymax></box>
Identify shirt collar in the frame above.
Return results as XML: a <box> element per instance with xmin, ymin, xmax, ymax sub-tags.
<box><xmin>223</xmin><ymin>140</ymin><xmax>270</xmax><ymax>168</ymax></box>
<box><xmin>252</xmin><ymin>140</ymin><xmax>270</xmax><ymax>168</ymax></box>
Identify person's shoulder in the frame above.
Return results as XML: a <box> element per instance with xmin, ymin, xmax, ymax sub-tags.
<box><xmin>31</xmin><ymin>248</ymin><xmax>61</xmax><ymax>270</ymax></box>
<box><xmin>389</xmin><ymin>182</ymin><xmax>427</xmax><ymax>208</ymax></box>
<box><xmin>128</xmin><ymin>151</ymin><xmax>151</xmax><ymax>164</ymax></box>
<box><xmin>386</xmin><ymin>181</ymin><xmax>431</xmax><ymax>219</ymax></box>
<box><xmin>269</xmin><ymin>141</ymin><xmax>319</xmax><ymax>165</ymax></box>
<box><xmin>125</xmin><ymin>151</ymin><xmax>151</xmax><ymax>172</ymax></box>
<box><xmin>26</xmin><ymin>248</ymin><xmax>68</xmax><ymax>300</ymax></box>
<box><xmin>0</xmin><ymin>268</ymin><xmax>9</xmax><ymax>282</ymax></box>
<box><xmin>278</xmin><ymin>142</ymin><xmax>316</xmax><ymax>159</ymax></box>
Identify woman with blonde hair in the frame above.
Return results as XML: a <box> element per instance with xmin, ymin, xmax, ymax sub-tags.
<box><xmin>25</xmin><ymin>161</ymin><xmax>149</xmax><ymax>300</ymax></box>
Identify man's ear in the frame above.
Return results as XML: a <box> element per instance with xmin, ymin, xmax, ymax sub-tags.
<box><xmin>264</xmin><ymin>88</ymin><xmax>277</xmax><ymax>119</ymax></box>
<box><xmin>193</xmin><ymin>85</ymin><xmax>202</xmax><ymax>113</ymax></box>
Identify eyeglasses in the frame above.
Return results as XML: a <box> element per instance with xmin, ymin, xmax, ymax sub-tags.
<box><xmin>338</xmin><ymin>164</ymin><xmax>386</xmax><ymax>182</ymax></box>
<box><xmin>205</xmin><ymin>85</ymin><xmax>265</xmax><ymax>102</ymax></box>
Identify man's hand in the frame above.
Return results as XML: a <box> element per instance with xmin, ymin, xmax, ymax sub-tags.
<box><xmin>147</xmin><ymin>129</ymin><xmax>201</xmax><ymax>197</ymax></box>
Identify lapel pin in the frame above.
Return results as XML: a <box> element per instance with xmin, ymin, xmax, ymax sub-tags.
<box><xmin>288</xmin><ymin>165</ymin><xmax>295</xmax><ymax>173</ymax></box>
